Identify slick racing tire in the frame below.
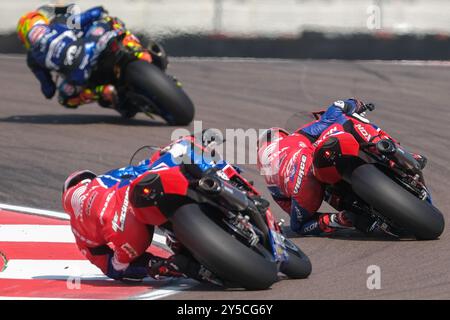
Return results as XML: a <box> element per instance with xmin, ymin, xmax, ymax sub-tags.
<box><xmin>125</xmin><ymin>60</ymin><xmax>195</xmax><ymax>126</ymax></box>
<box><xmin>170</xmin><ymin>203</ymin><xmax>278</xmax><ymax>290</ymax></box>
<box><xmin>351</xmin><ymin>164</ymin><xmax>445</xmax><ymax>240</ymax></box>
<box><xmin>279</xmin><ymin>239</ymin><xmax>312</xmax><ymax>279</ymax></box>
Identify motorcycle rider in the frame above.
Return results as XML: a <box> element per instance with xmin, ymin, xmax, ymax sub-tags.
<box><xmin>17</xmin><ymin>4</ymin><xmax>151</xmax><ymax>113</ymax></box>
<box><xmin>62</xmin><ymin>147</ymin><xmax>216</xmax><ymax>283</ymax></box>
<box><xmin>257</xmin><ymin>98</ymin><xmax>427</xmax><ymax>236</ymax></box>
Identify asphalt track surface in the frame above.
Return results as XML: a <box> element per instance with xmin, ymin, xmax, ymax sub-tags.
<box><xmin>0</xmin><ymin>55</ymin><xmax>449</xmax><ymax>299</ymax></box>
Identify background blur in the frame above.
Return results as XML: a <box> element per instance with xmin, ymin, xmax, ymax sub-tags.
<box><xmin>1</xmin><ymin>0</ymin><xmax>450</xmax><ymax>59</ymax></box>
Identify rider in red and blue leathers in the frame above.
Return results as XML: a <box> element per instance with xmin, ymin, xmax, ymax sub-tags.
<box><xmin>258</xmin><ymin>98</ymin><xmax>427</xmax><ymax>236</ymax></box>
<box><xmin>18</xmin><ymin>5</ymin><xmax>119</xmax><ymax>109</ymax></box>
<box><xmin>62</xmin><ymin>155</ymin><xmax>203</xmax><ymax>282</ymax></box>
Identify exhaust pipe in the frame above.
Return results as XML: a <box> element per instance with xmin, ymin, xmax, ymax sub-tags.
<box><xmin>198</xmin><ymin>176</ymin><xmax>249</xmax><ymax>211</ymax></box>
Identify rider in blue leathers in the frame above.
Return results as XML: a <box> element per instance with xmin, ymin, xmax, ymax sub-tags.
<box><xmin>18</xmin><ymin>5</ymin><xmax>119</xmax><ymax>109</ymax></box>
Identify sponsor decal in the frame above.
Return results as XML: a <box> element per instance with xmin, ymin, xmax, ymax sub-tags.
<box><xmin>303</xmin><ymin>221</ymin><xmax>318</xmax><ymax>233</ymax></box>
<box><xmin>355</xmin><ymin>123</ymin><xmax>372</xmax><ymax>141</ymax></box>
<box><xmin>121</xmin><ymin>243</ymin><xmax>138</xmax><ymax>259</ymax></box>
<box><xmin>64</xmin><ymin>45</ymin><xmax>78</xmax><ymax>66</ymax></box>
<box><xmin>313</xmin><ymin>126</ymin><xmax>338</xmax><ymax>147</ymax></box>
<box><xmin>283</xmin><ymin>150</ymin><xmax>301</xmax><ymax>189</ymax></box>
<box><xmin>293</xmin><ymin>203</ymin><xmax>304</xmax><ymax>225</ymax></box>
<box><xmin>39</xmin><ymin>30</ymin><xmax>57</xmax><ymax>53</ymax></box>
<box><xmin>112</xmin><ymin>187</ymin><xmax>130</xmax><ymax>232</ymax></box>
<box><xmin>46</xmin><ymin>31</ymin><xmax>77</xmax><ymax>69</ymax></box>
<box><xmin>151</xmin><ymin>163</ymin><xmax>170</xmax><ymax>172</ymax></box>
<box><xmin>96</xmin><ymin>31</ymin><xmax>117</xmax><ymax>53</ymax></box>
<box><xmin>28</xmin><ymin>25</ymin><xmax>47</xmax><ymax>46</ymax></box>
<box><xmin>334</xmin><ymin>100</ymin><xmax>345</xmax><ymax>109</ymax></box>
<box><xmin>293</xmin><ymin>155</ymin><xmax>308</xmax><ymax>194</ymax></box>
<box><xmin>99</xmin><ymin>190</ymin><xmax>115</xmax><ymax>225</ymax></box>
<box><xmin>90</xmin><ymin>26</ymin><xmax>105</xmax><ymax>37</ymax></box>
<box><xmin>216</xmin><ymin>169</ymin><xmax>230</xmax><ymax>181</ymax></box>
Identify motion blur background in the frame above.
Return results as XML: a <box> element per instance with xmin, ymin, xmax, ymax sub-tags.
<box><xmin>1</xmin><ymin>0</ymin><xmax>450</xmax><ymax>59</ymax></box>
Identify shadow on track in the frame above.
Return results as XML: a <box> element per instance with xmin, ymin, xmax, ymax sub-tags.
<box><xmin>281</xmin><ymin>226</ymin><xmax>411</xmax><ymax>242</ymax></box>
<box><xmin>0</xmin><ymin>114</ymin><xmax>167</xmax><ymax>127</ymax></box>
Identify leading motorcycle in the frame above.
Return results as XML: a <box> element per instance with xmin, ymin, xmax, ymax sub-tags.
<box><xmin>309</xmin><ymin>105</ymin><xmax>445</xmax><ymax>239</ymax></box>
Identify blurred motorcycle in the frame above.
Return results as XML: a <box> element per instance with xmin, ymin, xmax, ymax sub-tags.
<box><xmin>48</xmin><ymin>4</ymin><xmax>195</xmax><ymax>125</ymax></box>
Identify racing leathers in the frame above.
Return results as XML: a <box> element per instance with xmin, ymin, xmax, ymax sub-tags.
<box><xmin>26</xmin><ymin>6</ymin><xmax>119</xmax><ymax>108</ymax></box>
<box><xmin>62</xmin><ymin>160</ymin><xmax>201</xmax><ymax>282</ymax></box>
<box><xmin>257</xmin><ymin>98</ymin><xmax>398</xmax><ymax>235</ymax></box>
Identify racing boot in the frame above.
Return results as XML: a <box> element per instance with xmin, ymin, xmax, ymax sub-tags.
<box><xmin>59</xmin><ymin>87</ymin><xmax>97</xmax><ymax>109</ymax></box>
<box><xmin>149</xmin><ymin>254</ymin><xmax>223</xmax><ymax>286</ymax></box>
<box><xmin>59</xmin><ymin>85</ymin><xmax>117</xmax><ymax>109</ymax></box>
<box><xmin>318</xmin><ymin>211</ymin><xmax>355</xmax><ymax>234</ymax></box>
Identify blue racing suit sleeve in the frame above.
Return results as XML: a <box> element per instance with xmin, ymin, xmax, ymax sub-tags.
<box><xmin>27</xmin><ymin>52</ymin><xmax>56</xmax><ymax>99</ymax></box>
<box><xmin>301</xmin><ymin>99</ymin><xmax>359</xmax><ymax>138</ymax></box>
<box><xmin>75</xmin><ymin>6</ymin><xmax>106</xmax><ymax>30</ymax></box>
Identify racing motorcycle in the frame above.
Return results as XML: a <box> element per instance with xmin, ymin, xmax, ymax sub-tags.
<box><xmin>128</xmin><ymin>134</ymin><xmax>311</xmax><ymax>290</ymax></box>
<box><xmin>309</xmin><ymin>105</ymin><xmax>445</xmax><ymax>240</ymax></box>
<box><xmin>48</xmin><ymin>4</ymin><xmax>195</xmax><ymax>125</ymax></box>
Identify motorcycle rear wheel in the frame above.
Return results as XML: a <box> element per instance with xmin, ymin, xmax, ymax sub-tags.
<box><xmin>125</xmin><ymin>60</ymin><xmax>195</xmax><ymax>125</ymax></box>
<box><xmin>170</xmin><ymin>203</ymin><xmax>278</xmax><ymax>290</ymax></box>
<box><xmin>351</xmin><ymin>164</ymin><xmax>444</xmax><ymax>240</ymax></box>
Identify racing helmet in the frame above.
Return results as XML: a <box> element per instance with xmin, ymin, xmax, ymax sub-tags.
<box><xmin>17</xmin><ymin>11</ymin><xmax>50</xmax><ymax>49</ymax></box>
<box><xmin>63</xmin><ymin>170</ymin><xmax>97</xmax><ymax>194</ymax></box>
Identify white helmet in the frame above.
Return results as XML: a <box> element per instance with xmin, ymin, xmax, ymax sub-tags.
<box><xmin>63</xmin><ymin>170</ymin><xmax>97</xmax><ymax>194</ymax></box>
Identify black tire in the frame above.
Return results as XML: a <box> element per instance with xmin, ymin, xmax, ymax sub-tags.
<box><xmin>351</xmin><ymin>164</ymin><xmax>445</xmax><ymax>240</ymax></box>
<box><xmin>170</xmin><ymin>203</ymin><xmax>278</xmax><ymax>290</ymax></box>
<box><xmin>280</xmin><ymin>239</ymin><xmax>312</xmax><ymax>279</ymax></box>
<box><xmin>125</xmin><ymin>60</ymin><xmax>195</xmax><ymax>125</ymax></box>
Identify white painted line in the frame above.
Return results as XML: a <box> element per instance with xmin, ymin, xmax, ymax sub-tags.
<box><xmin>0</xmin><ymin>297</ymin><xmax>79</xmax><ymax>300</ymax></box>
<box><xmin>0</xmin><ymin>202</ymin><xmax>167</xmax><ymax>246</ymax></box>
<box><xmin>0</xmin><ymin>54</ymin><xmax>26</xmax><ymax>60</ymax></box>
<box><xmin>173</xmin><ymin>57</ymin><xmax>450</xmax><ymax>66</ymax></box>
<box><xmin>0</xmin><ymin>259</ymin><xmax>106</xmax><ymax>280</ymax></box>
<box><xmin>0</xmin><ymin>224</ymin><xmax>167</xmax><ymax>247</ymax></box>
<box><xmin>364</xmin><ymin>60</ymin><xmax>450</xmax><ymax>67</ymax></box>
<box><xmin>0</xmin><ymin>225</ymin><xmax>75</xmax><ymax>243</ymax></box>
<box><xmin>134</xmin><ymin>279</ymin><xmax>198</xmax><ymax>300</ymax></box>
<box><xmin>0</xmin><ymin>203</ymin><xmax>69</xmax><ymax>220</ymax></box>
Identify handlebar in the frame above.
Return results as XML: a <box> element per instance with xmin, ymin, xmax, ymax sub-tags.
<box><xmin>359</xmin><ymin>103</ymin><xmax>376</xmax><ymax>114</ymax></box>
